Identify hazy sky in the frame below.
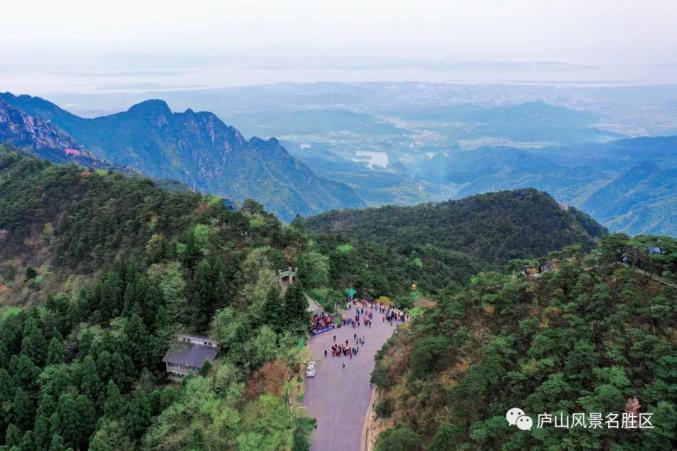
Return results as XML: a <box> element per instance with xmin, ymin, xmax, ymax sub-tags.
<box><xmin>1</xmin><ymin>0</ymin><xmax>676</xmax><ymax>93</ymax></box>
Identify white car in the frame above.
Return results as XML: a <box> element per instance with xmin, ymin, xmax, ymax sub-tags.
<box><xmin>306</xmin><ymin>361</ymin><xmax>317</xmax><ymax>377</ymax></box>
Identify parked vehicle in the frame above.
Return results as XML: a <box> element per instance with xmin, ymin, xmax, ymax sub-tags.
<box><xmin>306</xmin><ymin>361</ymin><xmax>317</xmax><ymax>377</ymax></box>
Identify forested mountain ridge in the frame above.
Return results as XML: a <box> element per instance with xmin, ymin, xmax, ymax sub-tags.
<box><xmin>370</xmin><ymin>235</ymin><xmax>677</xmax><ymax>450</ymax></box>
<box><xmin>304</xmin><ymin>189</ymin><xmax>607</xmax><ymax>267</ymax></box>
<box><xmin>0</xmin><ymin>92</ymin><xmax>366</xmax><ymax>221</ymax></box>
<box><xmin>0</xmin><ymin>145</ymin><xmax>325</xmax><ymax>448</ymax></box>
<box><xmin>436</xmin><ymin>136</ymin><xmax>677</xmax><ymax>236</ymax></box>
<box><xmin>0</xmin><ymin>146</ymin><xmax>674</xmax><ymax>450</ymax></box>
<box><xmin>0</xmin><ymin>144</ymin><xmax>221</xmax><ymax>306</ymax></box>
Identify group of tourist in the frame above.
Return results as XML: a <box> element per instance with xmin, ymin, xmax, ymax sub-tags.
<box><xmin>326</xmin><ymin>334</ymin><xmax>365</xmax><ymax>360</ymax></box>
<box><xmin>311</xmin><ymin>312</ymin><xmax>334</xmax><ymax>334</ymax></box>
<box><xmin>352</xmin><ymin>299</ymin><xmax>410</xmax><ymax>324</ymax></box>
<box><xmin>316</xmin><ymin>297</ymin><xmax>411</xmax><ymax>372</ymax></box>
<box><xmin>309</xmin><ymin>295</ymin><xmax>410</xmax><ymax>336</ymax></box>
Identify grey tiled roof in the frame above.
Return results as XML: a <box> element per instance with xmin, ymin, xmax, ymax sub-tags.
<box><xmin>162</xmin><ymin>342</ymin><xmax>218</xmax><ymax>368</ymax></box>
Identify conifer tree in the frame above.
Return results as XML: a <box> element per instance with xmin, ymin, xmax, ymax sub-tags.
<box><xmin>4</xmin><ymin>423</ymin><xmax>21</xmax><ymax>448</ymax></box>
<box><xmin>21</xmin><ymin>317</ymin><xmax>48</xmax><ymax>366</ymax></box>
<box><xmin>125</xmin><ymin>390</ymin><xmax>151</xmax><ymax>441</ymax></box>
<box><xmin>124</xmin><ymin>314</ymin><xmax>149</xmax><ymax>370</ymax></box>
<box><xmin>13</xmin><ymin>355</ymin><xmax>40</xmax><ymax>392</ymax></box>
<box><xmin>46</xmin><ymin>337</ymin><xmax>66</xmax><ymax>366</ymax></box>
<box><xmin>49</xmin><ymin>433</ymin><xmax>66</xmax><ymax>451</ymax></box>
<box><xmin>33</xmin><ymin>413</ymin><xmax>51</xmax><ymax>450</ymax></box>
<box><xmin>103</xmin><ymin>381</ymin><xmax>124</xmax><ymax>418</ymax></box>
<box><xmin>13</xmin><ymin>387</ymin><xmax>35</xmax><ymax>431</ymax></box>
<box><xmin>79</xmin><ymin>355</ymin><xmax>104</xmax><ymax>409</ymax></box>
<box><xmin>75</xmin><ymin>394</ymin><xmax>97</xmax><ymax>449</ymax></box>
<box><xmin>262</xmin><ymin>287</ymin><xmax>285</xmax><ymax>332</ymax></box>
<box><xmin>283</xmin><ymin>282</ymin><xmax>309</xmax><ymax>330</ymax></box>
<box><xmin>57</xmin><ymin>393</ymin><xmax>79</xmax><ymax>449</ymax></box>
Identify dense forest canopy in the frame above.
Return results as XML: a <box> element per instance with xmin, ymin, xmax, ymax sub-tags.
<box><xmin>371</xmin><ymin>235</ymin><xmax>677</xmax><ymax>450</ymax></box>
<box><xmin>1</xmin><ymin>146</ymin><xmax>673</xmax><ymax>450</ymax></box>
<box><xmin>303</xmin><ymin>189</ymin><xmax>607</xmax><ymax>268</ymax></box>
<box><xmin>0</xmin><ymin>147</ymin><xmax>331</xmax><ymax>449</ymax></box>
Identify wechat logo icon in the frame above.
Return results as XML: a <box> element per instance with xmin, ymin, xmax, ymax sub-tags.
<box><xmin>506</xmin><ymin>407</ymin><xmax>532</xmax><ymax>431</ymax></box>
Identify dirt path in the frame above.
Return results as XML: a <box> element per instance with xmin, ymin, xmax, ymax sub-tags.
<box><xmin>304</xmin><ymin>307</ymin><xmax>397</xmax><ymax>451</ymax></box>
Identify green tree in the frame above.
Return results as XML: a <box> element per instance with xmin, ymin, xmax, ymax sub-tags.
<box><xmin>124</xmin><ymin>314</ymin><xmax>149</xmax><ymax>370</ymax></box>
<box><xmin>191</xmin><ymin>258</ymin><xmax>227</xmax><ymax>331</ymax></box>
<box><xmin>75</xmin><ymin>394</ymin><xmax>97</xmax><ymax>449</ymax></box>
<box><xmin>409</xmin><ymin>336</ymin><xmax>448</xmax><ymax>380</ymax></box>
<box><xmin>262</xmin><ymin>287</ymin><xmax>285</xmax><ymax>332</ymax></box>
<box><xmin>148</xmin><ymin>261</ymin><xmax>188</xmax><ymax>324</ymax></box>
<box><xmin>12</xmin><ymin>387</ymin><xmax>35</xmax><ymax>431</ymax></box>
<box><xmin>298</xmin><ymin>250</ymin><xmax>329</xmax><ymax>288</ymax></box>
<box><xmin>13</xmin><ymin>355</ymin><xmax>40</xmax><ymax>392</ymax></box>
<box><xmin>46</xmin><ymin>337</ymin><xmax>66</xmax><ymax>366</ymax></box>
<box><xmin>79</xmin><ymin>355</ymin><xmax>104</xmax><ymax>409</ymax></box>
<box><xmin>125</xmin><ymin>389</ymin><xmax>152</xmax><ymax>441</ymax></box>
<box><xmin>89</xmin><ymin>435</ymin><xmax>114</xmax><ymax>451</ymax></box>
<box><xmin>247</xmin><ymin>326</ymin><xmax>278</xmax><ymax>367</ymax></box>
<box><xmin>33</xmin><ymin>413</ymin><xmax>51</xmax><ymax>450</ymax></box>
<box><xmin>5</xmin><ymin>423</ymin><xmax>21</xmax><ymax>448</ymax></box>
<box><xmin>376</xmin><ymin>426</ymin><xmax>422</xmax><ymax>451</ymax></box>
<box><xmin>49</xmin><ymin>433</ymin><xmax>66</xmax><ymax>451</ymax></box>
<box><xmin>282</xmin><ymin>282</ymin><xmax>309</xmax><ymax>331</ymax></box>
<box><xmin>21</xmin><ymin>317</ymin><xmax>48</xmax><ymax>366</ymax></box>
<box><xmin>19</xmin><ymin>430</ymin><xmax>35</xmax><ymax>450</ymax></box>
<box><xmin>103</xmin><ymin>381</ymin><xmax>125</xmax><ymax>418</ymax></box>
<box><xmin>57</xmin><ymin>393</ymin><xmax>80</xmax><ymax>449</ymax></box>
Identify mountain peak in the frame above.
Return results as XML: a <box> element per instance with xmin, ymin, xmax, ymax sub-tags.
<box><xmin>127</xmin><ymin>99</ymin><xmax>171</xmax><ymax>116</ymax></box>
<box><xmin>249</xmin><ymin>136</ymin><xmax>280</xmax><ymax>147</ymax></box>
<box><xmin>1</xmin><ymin>95</ymin><xmax>365</xmax><ymax>221</ymax></box>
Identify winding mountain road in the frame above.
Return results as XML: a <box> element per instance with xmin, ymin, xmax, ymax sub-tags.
<box><xmin>304</xmin><ymin>307</ymin><xmax>397</xmax><ymax>451</ymax></box>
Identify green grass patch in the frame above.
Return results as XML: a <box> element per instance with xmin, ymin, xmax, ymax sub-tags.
<box><xmin>408</xmin><ymin>307</ymin><xmax>425</xmax><ymax>318</ymax></box>
<box><xmin>336</xmin><ymin>243</ymin><xmax>353</xmax><ymax>253</ymax></box>
<box><xmin>1</xmin><ymin>306</ymin><xmax>22</xmax><ymax>321</ymax></box>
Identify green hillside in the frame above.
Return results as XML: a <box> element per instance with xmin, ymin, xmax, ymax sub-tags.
<box><xmin>304</xmin><ymin>189</ymin><xmax>607</xmax><ymax>268</ymax></box>
<box><xmin>0</xmin><ymin>146</ymin><xmax>320</xmax><ymax>449</ymax></box>
<box><xmin>1</xmin><ymin>147</ymin><xmax>673</xmax><ymax>450</ymax></box>
<box><xmin>371</xmin><ymin>236</ymin><xmax>677</xmax><ymax>450</ymax></box>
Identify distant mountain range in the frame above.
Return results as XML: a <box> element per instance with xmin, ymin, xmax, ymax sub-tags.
<box><xmin>409</xmin><ymin>137</ymin><xmax>677</xmax><ymax>236</ymax></box>
<box><xmin>0</xmin><ymin>93</ymin><xmax>365</xmax><ymax>221</ymax></box>
<box><xmin>2</xmin><ymin>90</ymin><xmax>674</xmax><ymax>235</ymax></box>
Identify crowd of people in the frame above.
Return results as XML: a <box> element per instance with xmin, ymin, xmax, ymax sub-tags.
<box><xmin>347</xmin><ymin>298</ymin><xmax>410</xmax><ymax>325</ymax></box>
<box><xmin>326</xmin><ymin>333</ymin><xmax>365</xmax><ymax>360</ymax></box>
<box><xmin>320</xmin><ymin>298</ymin><xmax>411</xmax><ymax>368</ymax></box>
<box><xmin>311</xmin><ymin>312</ymin><xmax>334</xmax><ymax>335</ymax></box>
<box><xmin>310</xmin><ymin>295</ymin><xmax>411</xmax><ymax>336</ymax></box>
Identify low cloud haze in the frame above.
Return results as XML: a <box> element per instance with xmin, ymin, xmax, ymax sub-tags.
<box><xmin>1</xmin><ymin>0</ymin><xmax>676</xmax><ymax>93</ymax></box>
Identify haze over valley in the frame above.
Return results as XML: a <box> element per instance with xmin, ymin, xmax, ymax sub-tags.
<box><xmin>6</xmin><ymin>82</ymin><xmax>676</xmax><ymax>235</ymax></box>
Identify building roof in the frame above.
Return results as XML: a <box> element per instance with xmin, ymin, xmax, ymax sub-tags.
<box><xmin>162</xmin><ymin>341</ymin><xmax>218</xmax><ymax>368</ymax></box>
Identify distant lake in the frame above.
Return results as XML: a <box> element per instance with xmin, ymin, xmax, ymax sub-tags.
<box><xmin>353</xmin><ymin>151</ymin><xmax>389</xmax><ymax>169</ymax></box>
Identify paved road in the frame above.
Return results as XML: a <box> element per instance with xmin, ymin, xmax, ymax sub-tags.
<box><xmin>304</xmin><ymin>307</ymin><xmax>398</xmax><ymax>451</ymax></box>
